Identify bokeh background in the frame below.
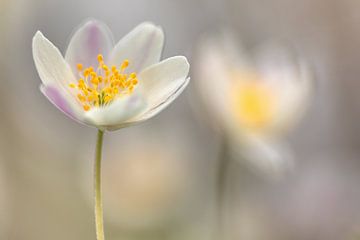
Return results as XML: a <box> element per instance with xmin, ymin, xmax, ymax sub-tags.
<box><xmin>1</xmin><ymin>0</ymin><xmax>360</xmax><ymax>240</ymax></box>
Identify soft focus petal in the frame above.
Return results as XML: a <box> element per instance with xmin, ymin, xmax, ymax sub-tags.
<box><xmin>65</xmin><ymin>20</ymin><xmax>114</xmax><ymax>74</ymax></box>
<box><xmin>32</xmin><ymin>31</ymin><xmax>76</xmax><ymax>88</ymax></box>
<box><xmin>231</xmin><ymin>134</ymin><xmax>294</xmax><ymax>178</ymax></box>
<box><xmin>271</xmin><ymin>62</ymin><xmax>312</xmax><ymax>134</ymax></box>
<box><xmin>255</xmin><ymin>44</ymin><xmax>305</xmax><ymax>93</ymax></box>
<box><xmin>109</xmin><ymin>22</ymin><xmax>164</xmax><ymax>73</ymax></box>
<box><xmin>139</xmin><ymin>56</ymin><xmax>189</xmax><ymax>106</ymax></box>
<box><xmin>40</xmin><ymin>85</ymin><xmax>84</xmax><ymax>121</ymax></box>
<box><xmin>194</xmin><ymin>38</ymin><xmax>236</xmax><ymax>128</ymax></box>
<box><xmin>255</xmin><ymin>46</ymin><xmax>313</xmax><ymax>134</ymax></box>
<box><xmin>83</xmin><ymin>92</ymin><xmax>146</xmax><ymax>130</ymax></box>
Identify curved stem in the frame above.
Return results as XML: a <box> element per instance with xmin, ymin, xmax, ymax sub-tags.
<box><xmin>94</xmin><ymin>129</ymin><xmax>105</xmax><ymax>240</ymax></box>
<box><xmin>215</xmin><ymin>136</ymin><xmax>230</xmax><ymax>240</ymax></box>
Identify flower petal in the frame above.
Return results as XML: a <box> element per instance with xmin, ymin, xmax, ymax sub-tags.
<box><xmin>130</xmin><ymin>77</ymin><xmax>190</xmax><ymax>124</ymax></box>
<box><xmin>194</xmin><ymin>37</ymin><xmax>237</xmax><ymax>129</ymax></box>
<box><xmin>33</xmin><ymin>31</ymin><xmax>85</xmax><ymax>121</ymax></box>
<box><xmin>83</xmin><ymin>92</ymin><xmax>147</xmax><ymax>130</ymax></box>
<box><xmin>32</xmin><ymin>31</ymin><xmax>76</xmax><ymax>88</ymax></box>
<box><xmin>108</xmin><ymin>22</ymin><xmax>164</xmax><ymax>73</ymax></box>
<box><xmin>65</xmin><ymin>19</ymin><xmax>114</xmax><ymax>75</ymax></box>
<box><xmin>231</xmin><ymin>134</ymin><xmax>294</xmax><ymax>178</ymax></box>
<box><xmin>40</xmin><ymin>84</ymin><xmax>84</xmax><ymax>122</ymax></box>
<box><xmin>138</xmin><ymin>56</ymin><xmax>189</xmax><ymax>106</ymax></box>
<box><xmin>270</xmin><ymin>61</ymin><xmax>312</xmax><ymax>134</ymax></box>
<box><xmin>255</xmin><ymin>46</ymin><xmax>313</xmax><ymax>135</ymax></box>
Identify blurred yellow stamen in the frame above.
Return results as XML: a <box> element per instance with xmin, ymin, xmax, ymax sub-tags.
<box><xmin>77</xmin><ymin>63</ymin><xmax>83</xmax><ymax>71</ymax></box>
<box><xmin>83</xmin><ymin>105</ymin><xmax>90</xmax><ymax>111</ymax></box>
<box><xmin>97</xmin><ymin>54</ymin><xmax>104</xmax><ymax>63</ymax></box>
<box><xmin>232</xmin><ymin>76</ymin><xmax>274</xmax><ymax>130</ymax></box>
<box><xmin>69</xmin><ymin>54</ymin><xmax>138</xmax><ymax>111</ymax></box>
<box><xmin>121</xmin><ymin>60</ymin><xmax>129</xmax><ymax>70</ymax></box>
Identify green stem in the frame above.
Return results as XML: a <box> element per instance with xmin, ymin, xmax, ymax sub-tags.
<box><xmin>94</xmin><ymin>129</ymin><xmax>105</xmax><ymax>240</ymax></box>
<box><xmin>215</xmin><ymin>137</ymin><xmax>230</xmax><ymax>240</ymax></box>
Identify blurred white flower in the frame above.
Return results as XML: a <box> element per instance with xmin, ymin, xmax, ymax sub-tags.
<box><xmin>194</xmin><ymin>33</ymin><xmax>312</xmax><ymax>175</ymax></box>
<box><xmin>32</xmin><ymin>19</ymin><xmax>190</xmax><ymax>131</ymax></box>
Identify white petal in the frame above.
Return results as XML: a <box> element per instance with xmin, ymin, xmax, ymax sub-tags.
<box><xmin>108</xmin><ymin>22</ymin><xmax>164</xmax><ymax>73</ymax></box>
<box><xmin>130</xmin><ymin>77</ymin><xmax>190</xmax><ymax>124</ymax></box>
<box><xmin>65</xmin><ymin>19</ymin><xmax>114</xmax><ymax>75</ymax></box>
<box><xmin>33</xmin><ymin>31</ymin><xmax>85</xmax><ymax>120</ymax></box>
<box><xmin>271</xmin><ymin>62</ymin><xmax>312</xmax><ymax>134</ymax></box>
<box><xmin>255</xmin><ymin>44</ymin><xmax>303</xmax><ymax>89</ymax></box>
<box><xmin>107</xmin><ymin>57</ymin><xmax>190</xmax><ymax>126</ymax></box>
<box><xmin>255</xmin><ymin>46</ymin><xmax>313</xmax><ymax>134</ymax></box>
<box><xmin>32</xmin><ymin>31</ymin><xmax>76</xmax><ymax>88</ymax></box>
<box><xmin>138</xmin><ymin>56</ymin><xmax>189</xmax><ymax>106</ymax></box>
<box><xmin>83</xmin><ymin>92</ymin><xmax>147</xmax><ymax>130</ymax></box>
<box><xmin>194</xmin><ymin>38</ymin><xmax>236</xmax><ymax>128</ymax></box>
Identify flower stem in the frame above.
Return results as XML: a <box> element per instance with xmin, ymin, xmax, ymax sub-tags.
<box><xmin>215</xmin><ymin>136</ymin><xmax>230</xmax><ymax>240</ymax></box>
<box><xmin>94</xmin><ymin>129</ymin><xmax>105</xmax><ymax>240</ymax></box>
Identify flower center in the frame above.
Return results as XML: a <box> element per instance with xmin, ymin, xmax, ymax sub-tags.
<box><xmin>69</xmin><ymin>54</ymin><xmax>138</xmax><ymax>111</ymax></box>
<box><xmin>232</xmin><ymin>78</ymin><xmax>275</xmax><ymax>131</ymax></box>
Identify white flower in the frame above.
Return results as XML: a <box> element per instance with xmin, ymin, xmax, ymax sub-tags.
<box><xmin>195</xmin><ymin>33</ymin><xmax>312</xmax><ymax>175</ymax></box>
<box><xmin>32</xmin><ymin>20</ymin><xmax>190</xmax><ymax>131</ymax></box>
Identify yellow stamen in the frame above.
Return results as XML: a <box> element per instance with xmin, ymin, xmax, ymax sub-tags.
<box><xmin>97</xmin><ymin>54</ymin><xmax>104</xmax><ymax>63</ymax></box>
<box><xmin>104</xmin><ymin>95</ymin><xmax>112</xmax><ymax>103</ymax></box>
<box><xmin>121</xmin><ymin>59</ymin><xmax>129</xmax><ymax>70</ymax></box>
<box><xmin>77</xmin><ymin>94</ymin><xmax>86</xmax><ymax>102</ymax></box>
<box><xmin>77</xmin><ymin>63</ymin><xmax>83</xmax><ymax>71</ymax></box>
<box><xmin>91</xmin><ymin>77</ymin><xmax>99</xmax><ymax>85</ymax></box>
<box><xmin>84</xmin><ymin>69</ymin><xmax>90</xmax><ymax>77</ymax></box>
<box><xmin>68</xmin><ymin>54</ymin><xmax>139</xmax><ymax>111</ymax></box>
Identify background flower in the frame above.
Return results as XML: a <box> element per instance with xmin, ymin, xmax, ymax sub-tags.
<box><xmin>194</xmin><ymin>33</ymin><xmax>312</xmax><ymax>176</ymax></box>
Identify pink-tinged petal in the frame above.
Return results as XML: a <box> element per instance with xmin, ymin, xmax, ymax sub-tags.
<box><xmin>40</xmin><ymin>85</ymin><xmax>83</xmax><ymax>122</ymax></box>
<box><xmin>109</xmin><ymin>22</ymin><xmax>164</xmax><ymax>73</ymax></box>
<box><xmin>65</xmin><ymin>20</ymin><xmax>114</xmax><ymax>75</ymax></box>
